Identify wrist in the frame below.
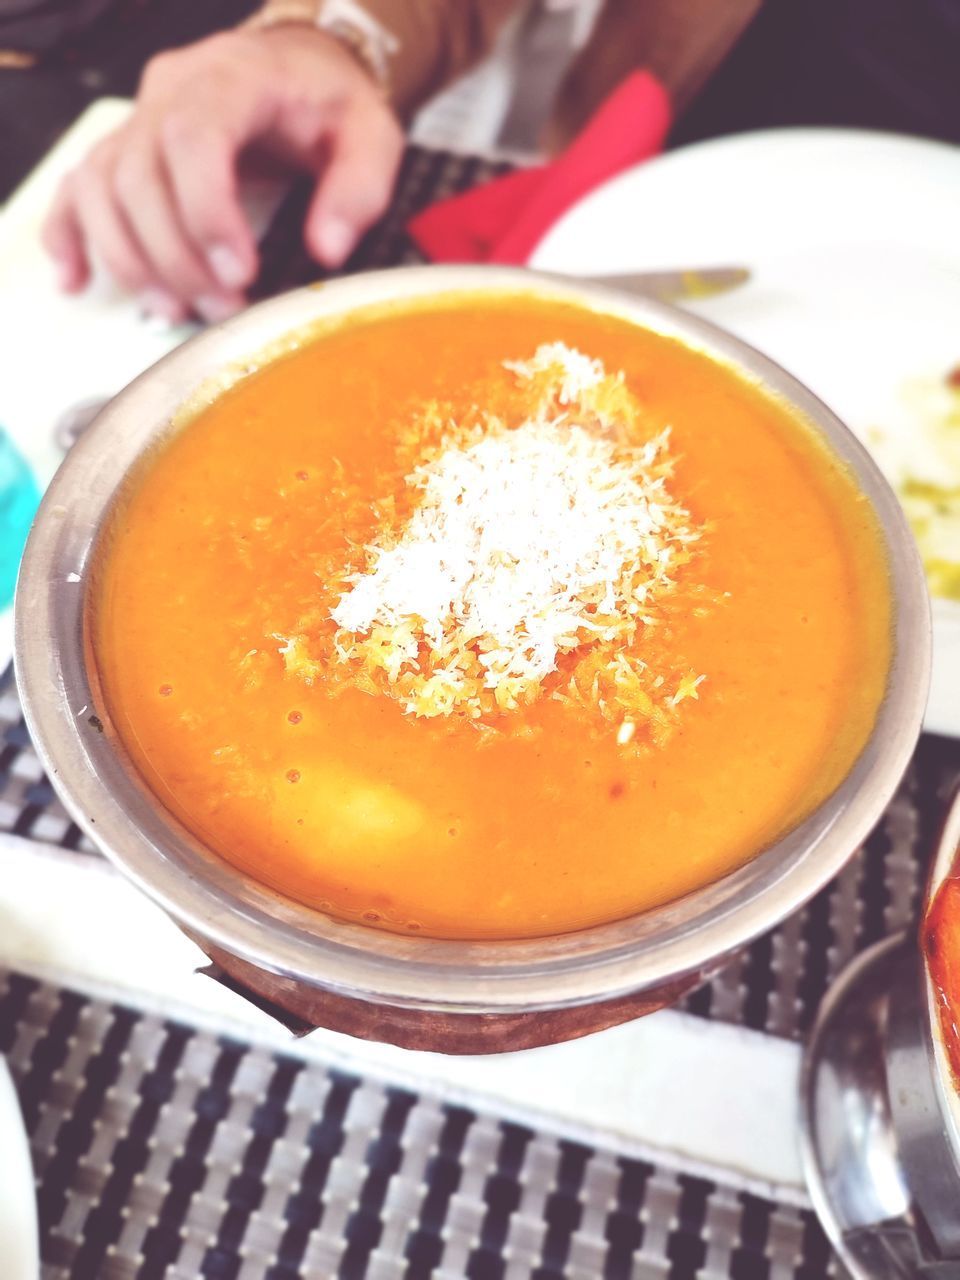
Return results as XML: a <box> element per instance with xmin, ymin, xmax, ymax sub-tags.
<box><xmin>247</xmin><ymin>1</ymin><xmax>396</xmax><ymax>93</ymax></box>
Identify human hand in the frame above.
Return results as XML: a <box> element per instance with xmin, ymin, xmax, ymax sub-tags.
<box><xmin>43</xmin><ymin>25</ymin><xmax>404</xmax><ymax>322</ymax></box>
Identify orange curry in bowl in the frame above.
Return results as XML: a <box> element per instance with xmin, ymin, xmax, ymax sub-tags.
<box><xmin>93</xmin><ymin>292</ymin><xmax>891</xmax><ymax>940</ymax></box>
<box><xmin>925</xmin><ymin>852</ymin><xmax>960</xmax><ymax>1085</ymax></box>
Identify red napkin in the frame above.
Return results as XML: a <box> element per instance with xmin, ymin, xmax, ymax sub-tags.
<box><xmin>408</xmin><ymin>70</ymin><xmax>672</xmax><ymax>266</ymax></box>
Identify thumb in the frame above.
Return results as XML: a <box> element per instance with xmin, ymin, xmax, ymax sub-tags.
<box><xmin>304</xmin><ymin>107</ymin><xmax>403</xmax><ymax>268</ymax></box>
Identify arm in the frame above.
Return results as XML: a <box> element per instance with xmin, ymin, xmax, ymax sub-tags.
<box><xmin>255</xmin><ymin>0</ymin><xmax>523</xmax><ymax>119</ymax></box>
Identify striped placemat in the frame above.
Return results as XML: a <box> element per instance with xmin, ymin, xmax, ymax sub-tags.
<box><xmin>1</xmin><ymin>969</ymin><xmax>841</xmax><ymax>1280</ymax></box>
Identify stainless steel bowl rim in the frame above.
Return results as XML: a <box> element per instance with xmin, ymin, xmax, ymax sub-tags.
<box><xmin>15</xmin><ymin>265</ymin><xmax>932</xmax><ymax>1014</ymax></box>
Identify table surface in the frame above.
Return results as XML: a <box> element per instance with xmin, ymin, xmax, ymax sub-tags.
<box><xmin>3</xmin><ymin>9</ymin><xmax>960</xmax><ymax>1279</ymax></box>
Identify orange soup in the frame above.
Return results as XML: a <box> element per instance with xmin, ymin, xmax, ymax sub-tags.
<box><xmin>94</xmin><ymin>293</ymin><xmax>891</xmax><ymax>939</ymax></box>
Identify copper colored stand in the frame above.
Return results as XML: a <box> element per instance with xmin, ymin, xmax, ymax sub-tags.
<box><xmin>193</xmin><ymin>935</ymin><xmax>706</xmax><ymax>1054</ymax></box>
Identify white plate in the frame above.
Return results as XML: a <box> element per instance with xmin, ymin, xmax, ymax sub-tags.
<box><xmin>0</xmin><ymin>1058</ymin><xmax>38</xmax><ymax>1280</ymax></box>
<box><xmin>532</xmin><ymin>128</ymin><xmax>960</xmax><ymax>738</ymax></box>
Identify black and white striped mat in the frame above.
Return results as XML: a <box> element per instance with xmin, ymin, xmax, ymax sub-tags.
<box><xmin>1</xmin><ymin>969</ymin><xmax>841</xmax><ymax>1280</ymax></box>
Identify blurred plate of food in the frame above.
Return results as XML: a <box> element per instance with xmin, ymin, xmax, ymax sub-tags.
<box><xmin>533</xmin><ymin>127</ymin><xmax>960</xmax><ymax>738</ymax></box>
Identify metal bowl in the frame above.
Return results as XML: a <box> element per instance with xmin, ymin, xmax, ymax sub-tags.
<box><xmin>801</xmin><ymin>788</ymin><xmax>960</xmax><ymax>1277</ymax></box>
<box><xmin>14</xmin><ymin>265</ymin><xmax>931</xmax><ymax>1052</ymax></box>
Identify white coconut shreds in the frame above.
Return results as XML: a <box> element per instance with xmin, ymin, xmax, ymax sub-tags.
<box><xmin>504</xmin><ymin>343</ymin><xmax>605</xmax><ymax>404</ymax></box>
<box><xmin>280</xmin><ymin>343</ymin><xmax>709</xmax><ymax>746</ymax></box>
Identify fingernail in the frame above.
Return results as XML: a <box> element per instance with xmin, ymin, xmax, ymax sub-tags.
<box><xmin>207</xmin><ymin>244</ymin><xmax>248</xmax><ymax>290</ymax></box>
<box><xmin>194</xmin><ymin>294</ymin><xmax>241</xmax><ymax>324</ymax></box>
<box><xmin>140</xmin><ymin>287</ymin><xmax>184</xmax><ymax>323</ymax></box>
<box><xmin>317</xmin><ymin>217</ymin><xmax>356</xmax><ymax>266</ymax></box>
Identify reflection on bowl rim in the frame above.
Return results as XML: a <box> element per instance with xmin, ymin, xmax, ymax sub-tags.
<box><xmin>14</xmin><ymin>265</ymin><xmax>932</xmax><ymax>1016</ymax></box>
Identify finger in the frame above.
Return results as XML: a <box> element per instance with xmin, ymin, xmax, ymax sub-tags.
<box><xmin>70</xmin><ymin>160</ymin><xmax>165</xmax><ymax>303</ymax></box>
<box><xmin>114</xmin><ymin>132</ymin><xmax>227</xmax><ymax>306</ymax></box>
<box><xmin>160</xmin><ymin>113</ymin><xmax>259</xmax><ymax>293</ymax></box>
<box><xmin>43</xmin><ymin>176</ymin><xmax>91</xmax><ymax>292</ymax></box>
<box><xmin>304</xmin><ymin>106</ymin><xmax>403</xmax><ymax>268</ymax></box>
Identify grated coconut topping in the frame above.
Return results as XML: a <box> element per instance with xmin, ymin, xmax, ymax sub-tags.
<box><xmin>292</xmin><ymin>343</ymin><xmax>708</xmax><ymax>744</ymax></box>
<box><xmin>333</xmin><ymin>418</ymin><xmax>676</xmax><ymax>688</ymax></box>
